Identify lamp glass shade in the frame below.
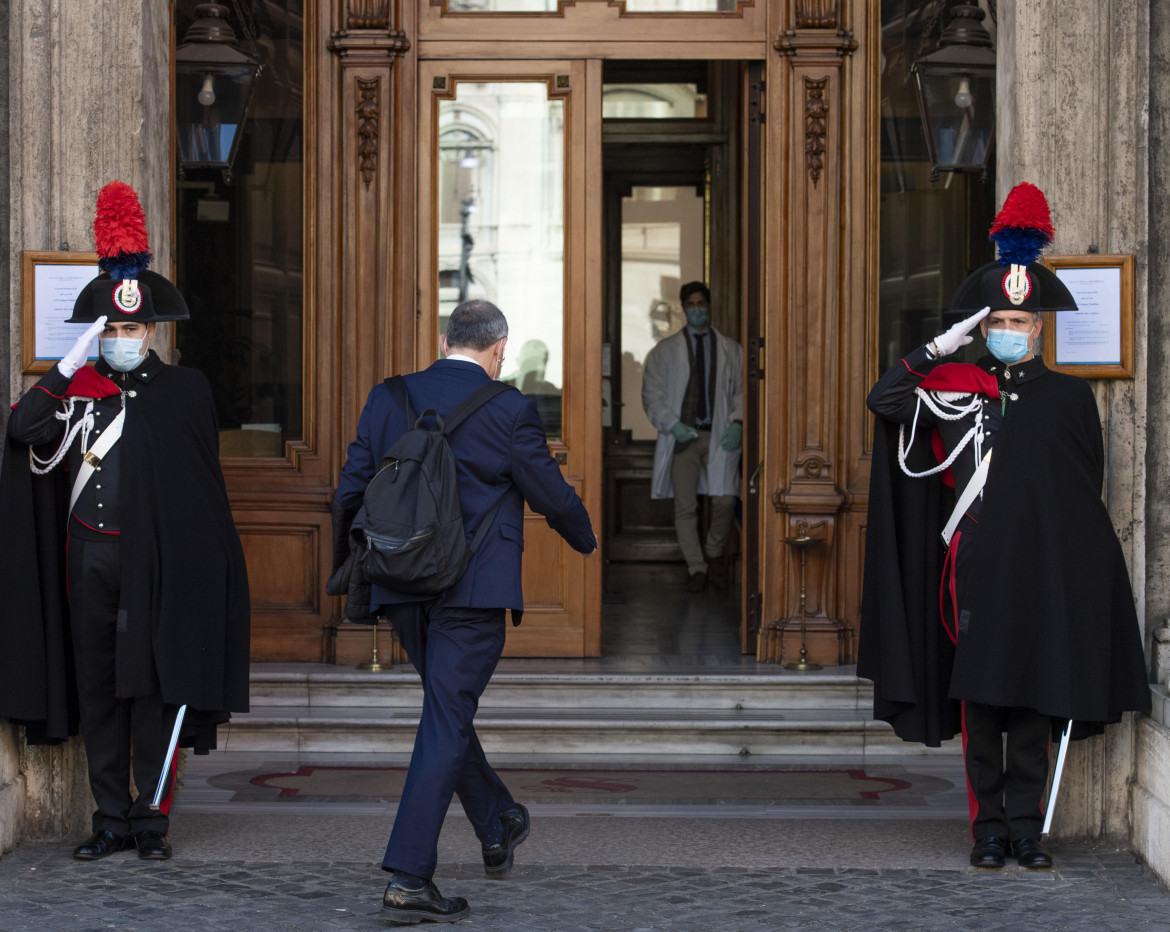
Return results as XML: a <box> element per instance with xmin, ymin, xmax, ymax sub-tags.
<box><xmin>911</xmin><ymin>66</ymin><xmax>995</xmax><ymax>174</ymax></box>
<box><xmin>174</xmin><ymin>33</ymin><xmax>261</xmax><ymax>176</ymax></box>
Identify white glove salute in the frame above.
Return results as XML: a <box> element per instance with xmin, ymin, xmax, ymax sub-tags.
<box><xmin>58</xmin><ymin>316</ymin><xmax>107</xmax><ymax>378</ymax></box>
<box><xmin>930</xmin><ymin>306</ymin><xmax>990</xmax><ymax>358</ymax></box>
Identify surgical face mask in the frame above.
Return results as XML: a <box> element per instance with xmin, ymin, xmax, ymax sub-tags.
<box><xmin>684</xmin><ymin>304</ymin><xmax>709</xmax><ymax>328</ymax></box>
<box><xmin>985</xmin><ymin>327</ymin><xmax>1034</xmax><ymax>364</ymax></box>
<box><xmin>100</xmin><ymin>335</ymin><xmax>148</xmax><ymax>372</ymax></box>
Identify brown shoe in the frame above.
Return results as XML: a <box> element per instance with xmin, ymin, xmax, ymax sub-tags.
<box><xmin>685</xmin><ymin>571</ymin><xmax>708</xmax><ymax>593</ymax></box>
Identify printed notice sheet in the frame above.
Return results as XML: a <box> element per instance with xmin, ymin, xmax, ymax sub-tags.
<box><xmin>35</xmin><ymin>263</ymin><xmax>101</xmax><ymax>361</ymax></box>
<box><xmin>1053</xmin><ymin>266</ymin><xmax>1122</xmax><ymax>365</ymax></box>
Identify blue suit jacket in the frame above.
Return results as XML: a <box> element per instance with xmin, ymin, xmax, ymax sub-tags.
<box><xmin>334</xmin><ymin>359</ymin><xmax>595</xmax><ymax>616</ymax></box>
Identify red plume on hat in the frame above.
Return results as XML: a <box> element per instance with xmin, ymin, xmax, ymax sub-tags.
<box><xmin>988</xmin><ymin>182</ymin><xmax>1054</xmax><ymax>268</ymax></box>
<box><xmin>92</xmin><ymin>180</ymin><xmax>153</xmax><ymax>280</ymax></box>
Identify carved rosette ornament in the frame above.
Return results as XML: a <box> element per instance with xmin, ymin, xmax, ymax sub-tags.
<box><xmin>795</xmin><ymin>0</ymin><xmax>838</xmax><ymax>29</ymax></box>
<box><xmin>356</xmin><ymin>77</ymin><xmax>380</xmax><ymax>188</ymax></box>
<box><xmin>804</xmin><ymin>77</ymin><xmax>828</xmax><ymax>187</ymax></box>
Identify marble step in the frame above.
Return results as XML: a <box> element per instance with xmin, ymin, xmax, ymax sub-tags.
<box><xmin>222</xmin><ymin>705</ymin><xmax>958</xmax><ymax>757</ymax></box>
<box><xmin>248</xmin><ymin>665</ymin><xmax>876</xmax><ymax>713</ymax></box>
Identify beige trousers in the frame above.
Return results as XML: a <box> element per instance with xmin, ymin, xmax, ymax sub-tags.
<box><xmin>670</xmin><ymin>433</ymin><xmax>736</xmax><ymax>575</ymax></box>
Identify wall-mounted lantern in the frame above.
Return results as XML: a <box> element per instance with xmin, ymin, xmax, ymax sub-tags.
<box><xmin>174</xmin><ymin>2</ymin><xmax>263</xmax><ymax>183</ymax></box>
<box><xmin>911</xmin><ymin>3</ymin><xmax>996</xmax><ymax>181</ymax></box>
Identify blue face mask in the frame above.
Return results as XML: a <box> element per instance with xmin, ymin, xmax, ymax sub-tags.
<box><xmin>685</xmin><ymin>305</ymin><xmax>709</xmax><ymax>328</ymax></box>
<box><xmin>985</xmin><ymin>328</ymin><xmax>1033</xmax><ymax>364</ymax></box>
<box><xmin>100</xmin><ymin>336</ymin><xmax>147</xmax><ymax>372</ymax></box>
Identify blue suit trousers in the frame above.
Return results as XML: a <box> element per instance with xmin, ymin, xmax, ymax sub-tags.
<box><xmin>382</xmin><ymin>597</ymin><xmax>515</xmax><ymax>878</ymax></box>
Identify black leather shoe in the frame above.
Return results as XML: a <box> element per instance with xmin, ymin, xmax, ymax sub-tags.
<box><xmin>1012</xmin><ymin>836</ymin><xmax>1053</xmax><ymax>869</ymax></box>
<box><xmin>969</xmin><ymin>836</ymin><xmax>1008</xmax><ymax>868</ymax></box>
<box><xmin>685</xmin><ymin>572</ymin><xmax>708</xmax><ymax>593</ymax></box>
<box><xmin>133</xmin><ymin>830</ymin><xmax>172</xmax><ymax>860</ymax></box>
<box><xmin>482</xmin><ymin>803</ymin><xmax>530</xmax><ymax>878</ymax></box>
<box><xmin>73</xmin><ymin>830</ymin><xmax>132</xmax><ymax>861</ymax></box>
<box><xmin>708</xmin><ymin>555</ymin><xmax>731</xmax><ymax>590</ymax></box>
<box><xmin>381</xmin><ymin>874</ymin><xmax>469</xmax><ymax>925</ymax></box>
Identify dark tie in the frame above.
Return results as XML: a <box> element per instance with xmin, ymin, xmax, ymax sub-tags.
<box><xmin>694</xmin><ymin>332</ymin><xmax>708</xmax><ymax>423</ymax></box>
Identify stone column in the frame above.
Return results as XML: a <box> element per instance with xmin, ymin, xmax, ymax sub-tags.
<box><xmin>997</xmin><ymin>0</ymin><xmax>1150</xmax><ymax>840</ymax></box>
<box><xmin>1</xmin><ymin>0</ymin><xmax>172</xmax><ymax>853</ymax></box>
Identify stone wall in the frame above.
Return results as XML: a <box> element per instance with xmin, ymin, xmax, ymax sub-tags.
<box><xmin>1133</xmin><ymin>0</ymin><xmax>1170</xmax><ymax>883</ymax></box>
<box><xmin>1</xmin><ymin>0</ymin><xmax>172</xmax><ymax>855</ymax></box>
<box><xmin>997</xmin><ymin>0</ymin><xmax>1151</xmax><ymax>842</ymax></box>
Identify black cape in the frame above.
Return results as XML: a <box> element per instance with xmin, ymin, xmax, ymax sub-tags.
<box><xmin>0</xmin><ymin>353</ymin><xmax>251</xmax><ymax>746</ymax></box>
<box><xmin>859</xmin><ymin>360</ymin><xmax>1150</xmax><ymax>746</ymax></box>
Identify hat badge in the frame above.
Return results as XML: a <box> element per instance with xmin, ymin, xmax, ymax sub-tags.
<box><xmin>113</xmin><ymin>278</ymin><xmax>142</xmax><ymax>313</ymax></box>
<box><xmin>1002</xmin><ymin>264</ymin><xmax>1031</xmax><ymax>306</ymax></box>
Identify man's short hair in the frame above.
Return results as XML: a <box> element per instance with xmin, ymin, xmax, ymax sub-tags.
<box><xmin>679</xmin><ymin>281</ymin><xmax>710</xmax><ymax>305</ymax></box>
<box><xmin>445</xmin><ymin>299</ymin><xmax>509</xmax><ymax>351</ymax></box>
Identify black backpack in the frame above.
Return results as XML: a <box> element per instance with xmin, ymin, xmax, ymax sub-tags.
<box><xmin>353</xmin><ymin>375</ymin><xmax>513</xmax><ymax>595</ymax></box>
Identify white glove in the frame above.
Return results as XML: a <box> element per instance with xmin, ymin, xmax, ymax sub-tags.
<box><xmin>58</xmin><ymin>316</ymin><xmax>107</xmax><ymax>378</ymax></box>
<box><xmin>930</xmin><ymin>306</ymin><xmax>990</xmax><ymax>357</ymax></box>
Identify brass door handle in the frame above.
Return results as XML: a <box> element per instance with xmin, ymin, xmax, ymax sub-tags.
<box><xmin>748</xmin><ymin>460</ymin><xmax>764</xmax><ymax>494</ymax></box>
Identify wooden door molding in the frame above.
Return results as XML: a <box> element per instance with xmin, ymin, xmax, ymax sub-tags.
<box><xmin>757</xmin><ymin>0</ymin><xmax>869</xmax><ymax>665</ymax></box>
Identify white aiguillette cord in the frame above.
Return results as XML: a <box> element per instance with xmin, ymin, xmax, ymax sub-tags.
<box><xmin>69</xmin><ymin>408</ymin><xmax>126</xmax><ymax>513</ymax></box>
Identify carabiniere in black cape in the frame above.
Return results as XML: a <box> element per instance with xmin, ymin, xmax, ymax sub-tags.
<box><xmin>0</xmin><ymin>351</ymin><xmax>251</xmax><ymax>748</ymax></box>
<box><xmin>859</xmin><ymin>356</ymin><xmax>1150</xmax><ymax>747</ymax></box>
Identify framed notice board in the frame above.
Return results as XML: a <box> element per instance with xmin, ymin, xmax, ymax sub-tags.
<box><xmin>1041</xmin><ymin>254</ymin><xmax>1134</xmax><ymax>379</ymax></box>
<box><xmin>21</xmin><ymin>251</ymin><xmax>100</xmax><ymax>375</ymax></box>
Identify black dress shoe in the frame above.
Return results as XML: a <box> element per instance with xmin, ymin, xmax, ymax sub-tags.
<box><xmin>482</xmin><ymin>803</ymin><xmax>530</xmax><ymax>878</ymax></box>
<box><xmin>969</xmin><ymin>835</ymin><xmax>1008</xmax><ymax>868</ymax></box>
<box><xmin>133</xmin><ymin>830</ymin><xmax>172</xmax><ymax>860</ymax></box>
<box><xmin>685</xmin><ymin>571</ymin><xmax>708</xmax><ymax>593</ymax></box>
<box><xmin>73</xmin><ymin>830</ymin><xmax>132</xmax><ymax>861</ymax></box>
<box><xmin>1012</xmin><ymin>836</ymin><xmax>1053</xmax><ymax>869</ymax></box>
<box><xmin>708</xmin><ymin>555</ymin><xmax>731</xmax><ymax>590</ymax></box>
<box><xmin>381</xmin><ymin>874</ymin><xmax>469</xmax><ymax>925</ymax></box>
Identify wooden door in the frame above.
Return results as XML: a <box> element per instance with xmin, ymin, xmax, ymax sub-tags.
<box><xmin>417</xmin><ymin>59</ymin><xmax>603</xmax><ymax>656</ymax></box>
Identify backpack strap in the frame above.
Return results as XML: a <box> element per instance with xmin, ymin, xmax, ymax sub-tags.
<box><xmin>384</xmin><ymin>375</ymin><xmax>416</xmax><ymax>424</ymax></box>
<box><xmin>442</xmin><ymin>380</ymin><xmax>516</xmax><ymax>436</ymax></box>
<box><xmin>467</xmin><ymin>498</ymin><xmax>505</xmax><ymax>556</ymax></box>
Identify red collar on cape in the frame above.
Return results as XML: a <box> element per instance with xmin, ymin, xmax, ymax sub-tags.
<box><xmin>919</xmin><ymin>363</ymin><xmax>999</xmax><ymax>398</ymax></box>
<box><xmin>67</xmin><ymin>366</ymin><xmax>121</xmax><ymax>400</ymax></box>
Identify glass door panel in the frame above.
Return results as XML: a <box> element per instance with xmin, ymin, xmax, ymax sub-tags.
<box><xmin>437</xmin><ymin>82</ymin><xmax>565</xmax><ymax>440</ymax></box>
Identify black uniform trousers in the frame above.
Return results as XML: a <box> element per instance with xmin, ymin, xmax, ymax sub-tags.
<box><xmin>67</xmin><ymin>536</ymin><xmax>174</xmax><ymax>836</ymax></box>
<box><xmin>950</xmin><ymin>523</ymin><xmax>1050</xmax><ymax>841</ymax></box>
<box><xmin>381</xmin><ymin>595</ymin><xmax>515</xmax><ymax>880</ymax></box>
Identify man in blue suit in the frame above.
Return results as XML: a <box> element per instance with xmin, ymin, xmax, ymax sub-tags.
<box><xmin>333</xmin><ymin>299</ymin><xmax>596</xmax><ymax>925</ymax></box>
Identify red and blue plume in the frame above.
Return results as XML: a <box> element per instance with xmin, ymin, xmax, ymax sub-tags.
<box><xmin>93</xmin><ymin>180</ymin><xmax>153</xmax><ymax>280</ymax></box>
<box><xmin>988</xmin><ymin>181</ymin><xmax>1054</xmax><ymax>268</ymax></box>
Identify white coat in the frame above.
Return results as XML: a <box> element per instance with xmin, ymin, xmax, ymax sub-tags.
<box><xmin>641</xmin><ymin>326</ymin><xmax>744</xmax><ymax>500</ymax></box>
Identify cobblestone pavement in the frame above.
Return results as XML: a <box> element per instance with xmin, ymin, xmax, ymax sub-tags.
<box><xmin>1</xmin><ymin>820</ymin><xmax>1168</xmax><ymax>931</ymax></box>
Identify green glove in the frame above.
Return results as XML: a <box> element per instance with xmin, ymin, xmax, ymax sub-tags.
<box><xmin>719</xmin><ymin>421</ymin><xmax>743</xmax><ymax>451</ymax></box>
<box><xmin>670</xmin><ymin>421</ymin><xmax>698</xmax><ymax>444</ymax></box>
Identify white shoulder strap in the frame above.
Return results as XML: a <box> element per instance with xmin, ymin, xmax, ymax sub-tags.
<box><xmin>69</xmin><ymin>409</ymin><xmax>126</xmax><ymax>514</ymax></box>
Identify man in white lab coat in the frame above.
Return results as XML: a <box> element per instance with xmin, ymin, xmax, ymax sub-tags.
<box><xmin>641</xmin><ymin>282</ymin><xmax>744</xmax><ymax>592</ymax></box>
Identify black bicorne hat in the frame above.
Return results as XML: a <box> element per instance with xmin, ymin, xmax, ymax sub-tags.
<box><xmin>67</xmin><ymin>269</ymin><xmax>190</xmax><ymax>323</ymax></box>
<box><xmin>948</xmin><ymin>182</ymin><xmax>1079</xmax><ymax>314</ymax></box>
<box><xmin>948</xmin><ymin>260</ymin><xmax>1078</xmax><ymax>314</ymax></box>
<box><xmin>66</xmin><ymin>181</ymin><xmax>190</xmax><ymax>324</ymax></box>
